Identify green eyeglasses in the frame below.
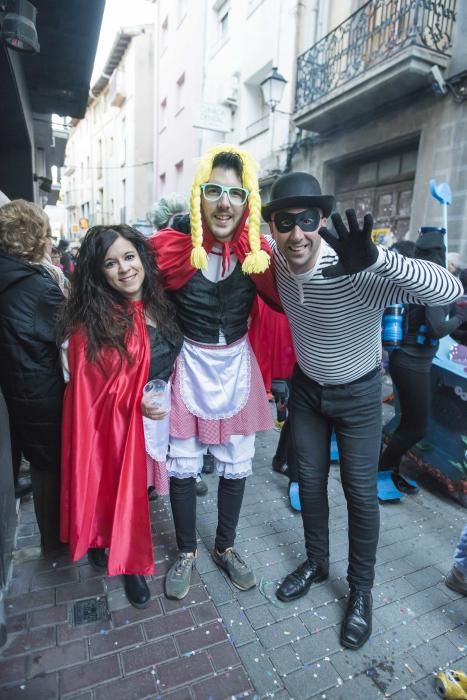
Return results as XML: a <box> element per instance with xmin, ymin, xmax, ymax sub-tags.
<box><xmin>201</xmin><ymin>183</ymin><xmax>249</xmax><ymax>206</ymax></box>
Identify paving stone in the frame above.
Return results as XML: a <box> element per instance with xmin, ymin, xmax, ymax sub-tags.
<box><xmin>0</xmin><ymin>656</ymin><xmax>27</xmax><ymax>684</ymax></box>
<box><xmin>28</xmin><ymin>639</ymin><xmax>88</xmax><ymax>678</ymax></box>
<box><xmin>256</xmin><ymin>617</ymin><xmax>309</xmax><ymax>650</ymax></box>
<box><xmin>237</xmin><ymin>639</ymin><xmax>283</xmax><ymax>695</ymax></box>
<box><xmin>217</xmin><ymin>600</ymin><xmax>257</xmax><ymax>646</ymax></box>
<box><xmin>5</xmin><ymin>613</ymin><xmax>28</xmax><ymax>634</ymax></box>
<box><xmin>190</xmin><ymin>601</ymin><xmax>219</xmax><ymax>626</ymax></box>
<box><xmin>94</xmin><ymin>670</ymin><xmax>157</xmax><ymax>700</ymax></box>
<box><xmin>414</xmin><ymin>608</ymin><xmax>461</xmax><ymax>641</ymax></box>
<box><xmin>245</xmin><ymin>604</ymin><xmax>276</xmax><ymax>629</ymax></box>
<box><xmin>111</xmin><ymin>596</ymin><xmax>162</xmax><ymax>626</ymax></box>
<box><xmin>300</xmin><ymin>601</ymin><xmax>345</xmax><ymax>633</ymax></box>
<box><xmin>5</xmin><ymin>589</ymin><xmax>55</xmax><ymax>615</ymax></box>
<box><xmin>373</xmin><ymin>558</ymin><xmax>414</xmax><ymax>585</ymax></box>
<box><xmin>163</xmin><ymin>688</ymin><xmax>193</xmax><ymax>700</ymax></box>
<box><xmin>292</xmin><ymin>627</ymin><xmax>341</xmax><ymax>663</ymax></box>
<box><xmin>160</xmin><ymin>585</ymin><xmax>210</xmax><ymax>614</ymax></box>
<box><xmin>144</xmin><ymin>609</ymin><xmax>194</xmax><ymax>640</ymax></box>
<box><xmin>206</xmin><ymin>640</ymin><xmax>241</xmax><ymax>672</ymax></box>
<box><xmin>55</xmin><ymin>579</ymin><xmax>105</xmax><ymax>604</ymax></box>
<box><xmin>61</xmin><ymin>654</ymin><xmax>121</xmax><ymax>694</ymax></box>
<box><xmin>411</xmin><ymin>635</ymin><xmax>463</xmax><ymax>674</ymax></box>
<box><xmin>156</xmin><ymin>651</ymin><xmax>213</xmax><ymax>692</ymax></box>
<box><xmin>372</xmin><ymin>577</ymin><xmax>418</xmax><ymax>608</ymax></box>
<box><xmin>28</xmin><ymin>604</ymin><xmax>68</xmax><ymax>628</ymax></box>
<box><xmin>324</xmin><ymin>671</ymin><xmax>385</xmax><ymax>699</ymax></box>
<box><xmin>399</xmin><ymin>587</ymin><xmax>453</xmax><ymax>617</ymax></box>
<box><xmin>0</xmin><ymin>673</ymin><xmax>59</xmax><ymax>700</ymax></box>
<box><xmin>31</xmin><ymin>567</ymin><xmax>80</xmax><ymax>591</ymax></box>
<box><xmin>283</xmin><ymin>661</ymin><xmax>340</xmax><ymax>699</ymax></box>
<box><xmin>89</xmin><ymin>624</ymin><xmax>144</xmax><ymax>658</ymax></box>
<box><xmin>175</xmin><ymin>620</ymin><xmax>228</xmax><ymax>654</ymax></box>
<box><xmin>57</xmin><ymin>618</ymin><xmax>113</xmax><ymax>644</ymax></box>
<box><xmin>191</xmin><ymin>666</ymin><xmax>252</xmax><ymax>700</ymax></box>
<box><xmin>390</xmin><ymin>686</ymin><xmax>424</xmax><ymax>700</ymax></box>
<box><xmin>2</xmin><ymin>625</ymin><xmax>56</xmax><ymax>657</ymax></box>
<box><xmin>268</xmin><ymin>643</ymin><xmax>302</xmax><ymax>676</ymax></box>
<box><xmin>404</xmin><ymin>566</ymin><xmax>444</xmax><ymax>591</ymax></box>
<box><xmin>122</xmin><ymin>637</ymin><xmax>177</xmax><ymax>673</ymax></box>
<box><xmin>364</xmin><ymin>654</ymin><xmax>426</xmax><ymax>696</ymax></box>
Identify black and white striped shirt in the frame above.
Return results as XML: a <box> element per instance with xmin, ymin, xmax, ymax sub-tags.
<box><xmin>269</xmin><ymin>238</ymin><xmax>463</xmax><ymax>385</ymax></box>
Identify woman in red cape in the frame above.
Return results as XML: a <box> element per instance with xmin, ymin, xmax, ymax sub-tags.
<box><xmin>59</xmin><ymin>225</ymin><xmax>182</xmax><ymax>609</ymax></box>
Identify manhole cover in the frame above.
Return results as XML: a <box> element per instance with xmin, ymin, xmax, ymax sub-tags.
<box><xmin>72</xmin><ymin>596</ymin><xmax>110</xmax><ymax>626</ymax></box>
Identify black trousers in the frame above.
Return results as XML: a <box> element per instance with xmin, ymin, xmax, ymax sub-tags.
<box><xmin>170</xmin><ymin>475</ymin><xmax>246</xmax><ymax>553</ymax></box>
<box><xmin>289</xmin><ymin>365</ymin><xmax>382</xmax><ymax>591</ymax></box>
<box><xmin>274</xmin><ymin>417</ymin><xmax>299</xmax><ymax>482</ymax></box>
<box><xmin>30</xmin><ymin>465</ymin><xmax>63</xmax><ymax>557</ymax></box>
<box><xmin>380</xmin><ymin>352</ymin><xmax>431</xmax><ymax>471</ymax></box>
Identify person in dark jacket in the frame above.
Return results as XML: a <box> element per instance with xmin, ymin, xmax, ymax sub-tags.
<box><xmin>379</xmin><ymin>228</ymin><xmax>464</xmax><ymax>492</ymax></box>
<box><xmin>0</xmin><ymin>199</ymin><xmax>66</xmax><ymax>558</ymax></box>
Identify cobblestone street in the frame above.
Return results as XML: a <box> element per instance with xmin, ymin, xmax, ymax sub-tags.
<box><xmin>1</xmin><ymin>421</ymin><xmax>466</xmax><ymax>700</ymax></box>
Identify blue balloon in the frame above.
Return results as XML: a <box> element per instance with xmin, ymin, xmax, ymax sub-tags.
<box><xmin>430</xmin><ymin>179</ymin><xmax>452</xmax><ymax>205</ymax></box>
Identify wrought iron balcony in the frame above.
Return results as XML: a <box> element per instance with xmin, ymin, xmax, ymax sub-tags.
<box><xmin>294</xmin><ymin>0</ymin><xmax>456</xmax><ymax>132</ymax></box>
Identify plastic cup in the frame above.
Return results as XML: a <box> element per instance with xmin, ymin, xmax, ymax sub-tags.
<box><xmin>143</xmin><ymin>379</ymin><xmax>170</xmax><ymax>412</ymax></box>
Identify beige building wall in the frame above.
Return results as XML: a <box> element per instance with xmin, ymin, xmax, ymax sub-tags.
<box><xmin>62</xmin><ymin>26</ymin><xmax>155</xmax><ymax>236</ymax></box>
<box><xmin>153</xmin><ymin>0</ymin><xmax>206</xmax><ymax>200</ymax></box>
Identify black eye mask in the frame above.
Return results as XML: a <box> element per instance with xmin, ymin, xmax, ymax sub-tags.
<box><xmin>274</xmin><ymin>208</ymin><xmax>322</xmax><ymax>233</ymax></box>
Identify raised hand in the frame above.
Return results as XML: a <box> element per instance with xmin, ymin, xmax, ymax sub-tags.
<box><xmin>319</xmin><ymin>209</ymin><xmax>377</xmax><ymax>278</ymax></box>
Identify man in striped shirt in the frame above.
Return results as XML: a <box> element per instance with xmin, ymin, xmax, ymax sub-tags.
<box><xmin>262</xmin><ymin>171</ymin><xmax>463</xmax><ymax>650</ymax></box>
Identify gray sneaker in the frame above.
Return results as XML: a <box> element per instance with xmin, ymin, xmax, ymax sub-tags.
<box><xmin>445</xmin><ymin>566</ymin><xmax>467</xmax><ymax>596</ymax></box>
<box><xmin>212</xmin><ymin>547</ymin><xmax>256</xmax><ymax>590</ymax></box>
<box><xmin>165</xmin><ymin>552</ymin><xmax>196</xmax><ymax>600</ymax></box>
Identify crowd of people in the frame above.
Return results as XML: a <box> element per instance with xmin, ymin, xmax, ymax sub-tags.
<box><xmin>0</xmin><ymin>144</ymin><xmax>465</xmax><ymax>646</ymax></box>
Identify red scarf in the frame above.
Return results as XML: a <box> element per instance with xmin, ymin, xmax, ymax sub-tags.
<box><xmin>149</xmin><ymin>211</ymin><xmax>282</xmax><ymax>310</ymax></box>
<box><xmin>60</xmin><ymin>301</ymin><xmax>155</xmax><ymax>576</ymax></box>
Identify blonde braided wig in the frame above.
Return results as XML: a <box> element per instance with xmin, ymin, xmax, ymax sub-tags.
<box><xmin>189</xmin><ymin>144</ymin><xmax>270</xmax><ymax>274</ymax></box>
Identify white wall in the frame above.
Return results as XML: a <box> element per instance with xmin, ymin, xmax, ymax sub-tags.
<box><xmin>62</xmin><ymin>26</ymin><xmax>155</xmax><ymax>235</ymax></box>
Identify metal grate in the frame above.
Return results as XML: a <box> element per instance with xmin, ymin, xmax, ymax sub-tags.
<box><xmin>72</xmin><ymin>596</ymin><xmax>110</xmax><ymax>627</ymax></box>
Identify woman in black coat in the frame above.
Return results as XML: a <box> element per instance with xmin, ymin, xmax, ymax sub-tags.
<box><xmin>0</xmin><ymin>199</ymin><xmax>66</xmax><ymax>558</ymax></box>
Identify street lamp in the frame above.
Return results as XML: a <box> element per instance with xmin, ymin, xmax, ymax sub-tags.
<box><xmin>260</xmin><ymin>66</ymin><xmax>287</xmax><ymax>112</ymax></box>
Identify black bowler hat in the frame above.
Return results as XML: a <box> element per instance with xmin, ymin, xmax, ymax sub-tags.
<box><xmin>262</xmin><ymin>172</ymin><xmax>335</xmax><ymax>222</ymax></box>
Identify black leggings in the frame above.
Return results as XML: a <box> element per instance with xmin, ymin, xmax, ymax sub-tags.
<box><xmin>380</xmin><ymin>353</ymin><xmax>431</xmax><ymax>471</ymax></box>
<box><xmin>170</xmin><ymin>475</ymin><xmax>246</xmax><ymax>553</ymax></box>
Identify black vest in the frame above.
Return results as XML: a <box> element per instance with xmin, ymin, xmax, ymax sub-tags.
<box><xmin>170</xmin><ymin>265</ymin><xmax>256</xmax><ymax>344</ymax></box>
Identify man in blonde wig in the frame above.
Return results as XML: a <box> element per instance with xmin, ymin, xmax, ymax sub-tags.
<box><xmin>150</xmin><ymin>145</ymin><xmax>280</xmax><ymax>600</ymax></box>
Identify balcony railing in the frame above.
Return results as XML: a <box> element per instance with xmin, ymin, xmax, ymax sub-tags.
<box><xmin>295</xmin><ymin>0</ymin><xmax>456</xmax><ymax>112</ymax></box>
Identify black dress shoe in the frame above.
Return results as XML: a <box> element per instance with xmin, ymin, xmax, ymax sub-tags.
<box><xmin>87</xmin><ymin>547</ymin><xmax>108</xmax><ymax>573</ymax></box>
<box><xmin>340</xmin><ymin>590</ymin><xmax>372</xmax><ymax>649</ymax></box>
<box><xmin>276</xmin><ymin>560</ymin><xmax>329</xmax><ymax>602</ymax></box>
<box><xmin>123</xmin><ymin>575</ymin><xmax>151</xmax><ymax>609</ymax></box>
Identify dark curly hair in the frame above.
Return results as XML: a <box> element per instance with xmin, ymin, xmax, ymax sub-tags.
<box><xmin>58</xmin><ymin>224</ymin><xmax>181</xmax><ymax>361</ymax></box>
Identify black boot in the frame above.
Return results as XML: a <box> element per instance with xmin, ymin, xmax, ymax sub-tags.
<box><xmin>276</xmin><ymin>560</ymin><xmax>328</xmax><ymax>602</ymax></box>
<box><xmin>340</xmin><ymin>590</ymin><xmax>372</xmax><ymax>649</ymax></box>
<box><xmin>123</xmin><ymin>575</ymin><xmax>151</xmax><ymax>609</ymax></box>
<box><xmin>88</xmin><ymin>547</ymin><xmax>108</xmax><ymax>573</ymax></box>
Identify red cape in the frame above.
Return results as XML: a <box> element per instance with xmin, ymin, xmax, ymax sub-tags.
<box><xmin>149</xmin><ymin>215</ymin><xmax>282</xmax><ymax>310</ymax></box>
<box><xmin>60</xmin><ymin>303</ymin><xmax>155</xmax><ymax>576</ymax></box>
<box><xmin>248</xmin><ymin>297</ymin><xmax>296</xmax><ymax>392</ymax></box>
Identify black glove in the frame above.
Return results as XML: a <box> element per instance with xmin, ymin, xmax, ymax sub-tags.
<box><xmin>319</xmin><ymin>209</ymin><xmax>378</xmax><ymax>278</ymax></box>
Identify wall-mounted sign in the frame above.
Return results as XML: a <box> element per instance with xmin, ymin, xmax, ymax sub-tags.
<box><xmin>193</xmin><ymin>102</ymin><xmax>231</xmax><ymax>133</ymax></box>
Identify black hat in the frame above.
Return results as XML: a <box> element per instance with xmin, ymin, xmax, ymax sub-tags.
<box><xmin>262</xmin><ymin>172</ymin><xmax>335</xmax><ymax>222</ymax></box>
<box><xmin>415</xmin><ymin>227</ymin><xmax>446</xmax><ymax>250</ymax></box>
